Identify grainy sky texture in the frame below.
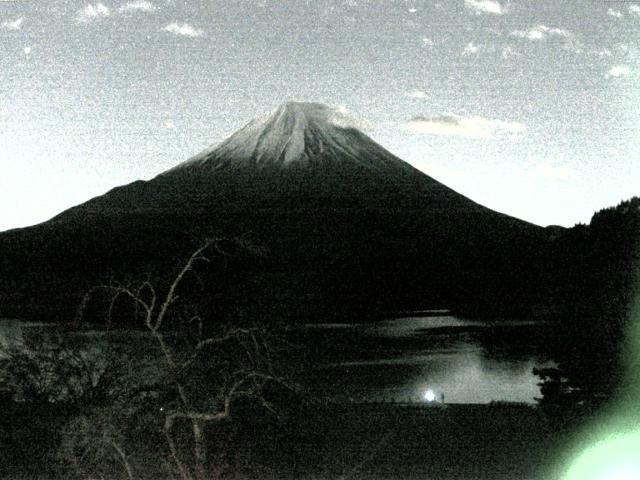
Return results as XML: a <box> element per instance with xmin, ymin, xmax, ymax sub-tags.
<box><xmin>1</xmin><ymin>0</ymin><xmax>638</xmax><ymax>230</ymax></box>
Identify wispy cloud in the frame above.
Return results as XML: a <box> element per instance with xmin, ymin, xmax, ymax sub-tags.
<box><xmin>329</xmin><ymin>105</ymin><xmax>374</xmax><ymax>130</ymax></box>
<box><xmin>407</xmin><ymin>114</ymin><xmax>525</xmax><ymax>139</ymax></box>
<box><xmin>510</xmin><ymin>25</ymin><xmax>570</xmax><ymax>41</ymax></box>
<box><xmin>164</xmin><ymin>22</ymin><xmax>204</xmax><ymax>37</ymax></box>
<box><xmin>1</xmin><ymin>17</ymin><xmax>23</xmax><ymax>30</ymax></box>
<box><xmin>119</xmin><ymin>1</ymin><xmax>155</xmax><ymax>12</ymax></box>
<box><xmin>421</xmin><ymin>36</ymin><xmax>434</xmax><ymax>47</ymax></box>
<box><xmin>607</xmin><ymin>8</ymin><xmax>623</xmax><ymax>18</ymax></box>
<box><xmin>405</xmin><ymin>90</ymin><xmax>428</xmax><ymax>99</ymax></box>
<box><xmin>464</xmin><ymin>0</ymin><xmax>504</xmax><ymax>15</ymax></box>
<box><xmin>462</xmin><ymin>41</ymin><xmax>479</xmax><ymax>55</ymax></box>
<box><xmin>77</xmin><ymin>3</ymin><xmax>111</xmax><ymax>22</ymax></box>
<box><xmin>607</xmin><ymin>65</ymin><xmax>631</xmax><ymax>78</ymax></box>
<box><xmin>629</xmin><ymin>4</ymin><xmax>640</xmax><ymax>15</ymax></box>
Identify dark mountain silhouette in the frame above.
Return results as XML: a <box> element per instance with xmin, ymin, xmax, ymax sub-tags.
<box><xmin>0</xmin><ymin>102</ymin><xmax>550</xmax><ymax>322</ymax></box>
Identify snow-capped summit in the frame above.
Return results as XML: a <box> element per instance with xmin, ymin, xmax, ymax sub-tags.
<box><xmin>168</xmin><ymin>102</ymin><xmax>407</xmax><ymax>174</ymax></box>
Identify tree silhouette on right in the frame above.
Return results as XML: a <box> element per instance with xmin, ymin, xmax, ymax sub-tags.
<box><xmin>537</xmin><ymin>197</ymin><xmax>640</xmax><ymax>410</ymax></box>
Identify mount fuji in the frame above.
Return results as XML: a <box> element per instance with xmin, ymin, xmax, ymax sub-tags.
<box><xmin>52</xmin><ymin>102</ymin><xmax>485</xmax><ymax>217</ymax></box>
<box><xmin>0</xmin><ymin>102</ymin><xmax>548</xmax><ymax>322</ymax></box>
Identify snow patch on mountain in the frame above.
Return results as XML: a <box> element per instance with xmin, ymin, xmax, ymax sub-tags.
<box><xmin>168</xmin><ymin>102</ymin><xmax>389</xmax><ymax>172</ymax></box>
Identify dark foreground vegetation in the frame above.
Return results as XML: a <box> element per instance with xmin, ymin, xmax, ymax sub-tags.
<box><xmin>1</xmin><ymin>197</ymin><xmax>638</xmax><ymax>479</ymax></box>
<box><xmin>2</xmin><ymin>397</ymin><xmax>579</xmax><ymax>480</ymax></box>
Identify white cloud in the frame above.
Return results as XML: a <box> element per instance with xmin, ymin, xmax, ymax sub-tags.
<box><xmin>77</xmin><ymin>3</ymin><xmax>111</xmax><ymax>22</ymax></box>
<box><xmin>1</xmin><ymin>17</ymin><xmax>23</xmax><ymax>30</ymax></box>
<box><xmin>408</xmin><ymin>7</ymin><xmax>417</xmax><ymax>13</ymax></box>
<box><xmin>119</xmin><ymin>1</ymin><xmax>155</xmax><ymax>12</ymax></box>
<box><xmin>421</xmin><ymin>36</ymin><xmax>434</xmax><ymax>47</ymax></box>
<box><xmin>607</xmin><ymin>65</ymin><xmax>631</xmax><ymax>78</ymax></box>
<box><xmin>405</xmin><ymin>90</ymin><xmax>428</xmax><ymax>99</ymax></box>
<box><xmin>607</xmin><ymin>8</ymin><xmax>623</xmax><ymax>18</ymax></box>
<box><xmin>463</xmin><ymin>41</ymin><xmax>479</xmax><ymax>55</ymax></box>
<box><xmin>510</xmin><ymin>25</ymin><xmax>570</xmax><ymax>41</ymax></box>
<box><xmin>464</xmin><ymin>0</ymin><xmax>504</xmax><ymax>15</ymax></box>
<box><xmin>547</xmin><ymin>26</ymin><xmax>570</xmax><ymax>37</ymax></box>
<box><xmin>513</xmin><ymin>28</ymin><xmax>543</xmax><ymax>41</ymax></box>
<box><xmin>23</xmin><ymin>46</ymin><xmax>31</xmax><ymax>55</ymax></box>
<box><xmin>407</xmin><ymin>113</ymin><xmax>525</xmax><ymax>139</ymax></box>
<box><xmin>164</xmin><ymin>22</ymin><xmax>204</xmax><ymax>37</ymax></box>
<box><xmin>629</xmin><ymin>4</ymin><xmax>640</xmax><ymax>15</ymax></box>
<box><xmin>329</xmin><ymin>105</ymin><xmax>373</xmax><ymax>130</ymax></box>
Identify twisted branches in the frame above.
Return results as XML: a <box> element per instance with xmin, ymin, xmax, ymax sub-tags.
<box><xmin>73</xmin><ymin>237</ymin><xmax>287</xmax><ymax>480</ymax></box>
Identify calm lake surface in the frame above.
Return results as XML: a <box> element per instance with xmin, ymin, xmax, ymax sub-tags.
<box><xmin>292</xmin><ymin>313</ymin><xmax>554</xmax><ymax>404</ymax></box>
<box><xmin>0</xmin><ymin>313</ymin><xmax>554</xmax><ymax>405</ymax></box>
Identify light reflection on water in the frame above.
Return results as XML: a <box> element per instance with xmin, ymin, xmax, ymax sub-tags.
<box><xmin>1</xmin><ymin>315</ymin><xmax>553</xmax><ymax>405</ymax></box>
<box><xmin>303</xmin><ymin>314</ymin><xmax>553</xmax><ymax>404</ymax></box>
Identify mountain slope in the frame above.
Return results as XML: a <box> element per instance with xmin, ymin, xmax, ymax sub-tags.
<box><xmin>0</xmin><ymin>102</ymin><xmax>548</xmax><ymax>322</ymax></box>
<box><xmin>51</xmin><ymin>102</ymin><xmax>483</xmax><ymax>217</ymax></box>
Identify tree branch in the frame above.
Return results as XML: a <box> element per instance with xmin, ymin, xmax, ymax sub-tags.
<box><xmin>153</xmin><ymin>238</ymin><xmax>217</xmax><ymax>332</ymax></box>
<box><xmin>108</xmin><ymin>439</ymin><xmax>135</xmax><ymax>480</ymax></box>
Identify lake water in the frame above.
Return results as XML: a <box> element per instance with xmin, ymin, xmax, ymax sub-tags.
<box><xmin>0</xmin><ymin>314</ymin><xmax>554</xmax><ymax>405</ymax></box>
<box><xmin>292</xmin><ymin>313</ymin><xmax>554</xmax><ymax>404</ymax></box>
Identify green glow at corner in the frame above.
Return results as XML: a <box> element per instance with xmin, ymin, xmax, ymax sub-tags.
<box><xmin>564</xmin><ymin>259</ymin><xmax>640</xmax><ymax>480</ymax></box>
<box><xmin>564</xmin><ymin>431</ymin><xmax>640</xmax><ymax>480</ymax></box>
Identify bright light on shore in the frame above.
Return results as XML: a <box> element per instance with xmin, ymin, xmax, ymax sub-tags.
<box><xmin>423</xmin><ymin>389</ymin><xmax>436</xmax><ymax>402</ymax></box>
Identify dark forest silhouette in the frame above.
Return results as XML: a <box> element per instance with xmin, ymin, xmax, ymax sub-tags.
<box><xmin>535</xmin><ymin>197</ymin><xmax>640</xmax><ymax>408</ymax></box>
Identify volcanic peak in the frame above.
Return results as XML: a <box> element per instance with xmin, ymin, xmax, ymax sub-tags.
<box><xmin>168</xmin><ymin>102</ymin><xmax>390</xmax><ymax>173</ymax></box>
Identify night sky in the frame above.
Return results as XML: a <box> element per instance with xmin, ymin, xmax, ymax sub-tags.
<box><xmin>1</xmin><ymin>0</ymin><xmax>638</xmax><ymax>230</ymax></box>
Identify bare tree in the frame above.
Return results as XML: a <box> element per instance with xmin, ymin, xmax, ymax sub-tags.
<box><xmin>76</xmin><ymin>237</ymin><xmax>287</xmax><ymax>480</ymax></box>
<box><xmin>0</xmin><ymin>332</ymin><xmax>131</xmax><ymax>405</ymax></box>
<box><xmin>58</xmin><ymin>410</ymin><xmax>136</xmax><ymax>480</ymax></box>
<box><xmin>0</xmin><ymin>330</ymin><xmax>147</xmax><ymax>480</ymax></box>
